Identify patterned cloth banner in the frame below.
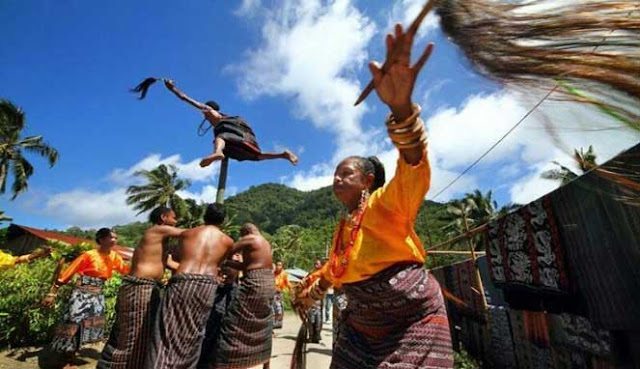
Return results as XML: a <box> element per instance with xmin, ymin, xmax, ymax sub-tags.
<box><xmin>485</xmin><ymin>196</ymin><xmax>569</xmax><ymax>293</ymax></box>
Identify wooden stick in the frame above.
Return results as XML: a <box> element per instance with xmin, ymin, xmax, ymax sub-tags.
<box><xmin>428</xmin><ymin>250</ymin><xmax>486</xmax><ymax>255</ymax></box>
<box><xmin>426</xmin><ymin>223</ymin><xmax>488</xmax><ymax>251</ymax></box>
<box><xmin>216</xmin><ymin>157</ymin><xmax>229</xmax><ymax>204</ymax></box>
<box><xmin>354</xmin><ymin>0</ymin><xmax>437</xmax><ymax>106</ymax></box>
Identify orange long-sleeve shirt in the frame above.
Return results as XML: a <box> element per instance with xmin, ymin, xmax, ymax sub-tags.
<box><xmin>275</xmin><ymin>270</ymin><xmax>292</xmax><ymax>292</ymax></box>
<box><xmin>57</xmin><ymin>249</ymin><xmax>130</xmax><ymax>285</ymax></box>
<box><xmin>323</xmin><ymin>148</ymin><xmax>431</xmax><ymax>287</ymax></box>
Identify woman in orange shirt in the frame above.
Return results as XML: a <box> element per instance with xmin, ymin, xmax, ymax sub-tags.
<box><xmin>42</xmin><ymin>228</ymin><xmax>129</xmax><ymax>369</ymax></box>
<box><xmin>294</xmin><ymin>23</ymin><xmax>453</xmax><ymax>368</ymax></box>
<box><xmin>273</xmin><ymin>260</ymin><xmax>292</xmax><ymax>330</ymax></box>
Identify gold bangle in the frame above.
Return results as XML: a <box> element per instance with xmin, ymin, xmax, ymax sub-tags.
<box><xmin>393</xmin><ymin>130</ymin><xmax>428</xmax><ymax>149</ymax></box>
<box><xmin>385</xmin><ymin>103</ymin><xmax>422</xmax><ymax>130</ymax></box>
<box><xmin>388</xmin><ymin>118</ymin><xmax>425</xmax><ymax>141</ymax></box>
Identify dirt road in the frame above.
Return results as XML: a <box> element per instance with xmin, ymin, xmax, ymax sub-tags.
<box><xmin>0</xmin><ymin>312</ymin><xmax>333</xmax><ymax>369</ymax></box>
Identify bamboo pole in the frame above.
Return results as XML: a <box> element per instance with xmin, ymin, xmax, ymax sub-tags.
<box><xmin>426</xmin><ymin>223</ymin><xmax>487</xmax><ymax>251</ymax></box>
<box><xmin>428</xmin><ymin>250</ymin><xmax>486</xmax><ymax>255</ymax></box>
<box><xmin>216</xmin><ymin>157</ymin><xmax>229</xmax><ymax>204</ymax></box>
<box><xmin>462</xmin><ymin>211</ymin><xmax>489</xmax><ymax>311</ymax></box>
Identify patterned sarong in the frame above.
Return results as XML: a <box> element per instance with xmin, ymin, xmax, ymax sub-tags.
<box><xmin>50</xmin><ymin>275</ymin><xmax>106</xmax><ymax>354</ymax></box>
<box><xmin>197</xmin><ymin>283</ymin><xmax>238</xmax><ymax>369</ymax></box>
<box><xmin>308</xmin><ymin>300</ymin><xmax>323</xmax><ymax>343</ymax></box>
<box><xmin>272</xmin><ymin>290</ymin><xmax>284</xmax><ymax>329</ymax></box>
<box><xmin>212</xmin><ymin>268</ymin><xmax>275</xmax><ymax>369</ymax></box>
<box><xmin>146</xmin><ymin>274</ymin><xmax>218</xmax><ymax>369</ymax></box>
<box><xmin>332</xmin><ymin>263</ymin><xmax>453</xmax><ymax>369</ymax></box>
<box><xmin>97</xmin><ymin>276</ymin><xmax>163</xmax><ymax>369</ymax></box>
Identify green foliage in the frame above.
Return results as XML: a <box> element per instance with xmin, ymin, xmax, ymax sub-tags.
<box><xmin>0</xmin><ymin>258</ymin><xmax>71</xmax><ymax>347</ymax></box>
<box><xmin>126</xmin><ymin>164</ymin><xmax>190</xmax><ymax>215</ymax></box>
<box><xmin>454</xmin><ymin>347</ymin><xmax>480</xmax><ymax>369</ymax></box>
<box><xmin>0</xmin><ymin>242</ymin><xmax>121</xmax><ymax>348</ymax></box>
<box><xmin>48</xmin><ymin>239</ymin><xmax>94</xmax><ymax>261</ymax></box>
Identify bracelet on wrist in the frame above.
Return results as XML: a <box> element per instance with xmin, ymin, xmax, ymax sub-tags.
<box><xmin>386</xmin><ymin>104</ymin><xmax>428</xmax><ymax>149</ymax></box>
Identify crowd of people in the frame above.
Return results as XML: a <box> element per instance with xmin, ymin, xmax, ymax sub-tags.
<box><xmin>2</xmin><ymin>15</ymin><xmax>456</xmax><ymax>369</ymax></box>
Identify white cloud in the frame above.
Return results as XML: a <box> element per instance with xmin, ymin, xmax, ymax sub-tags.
<box><xmin>231</xmin><ymin>0</ymin><xmax>378</xmax><ymax>162</ymax></box>
<box><xmin>45</xmin><ymin>188</ymin><xmax>142</xmax><ymax>229</ymax></box>
<box><xmin>109</xmin><ymin>153</ymin><xmax>219</xmax><ymax>184</ymax></box>
<box><xmin>234</xmin><ymin>0</ymin><xmax>262</xmax><ymax>17</ymax></box>
<box><xmin>41</xmin><ymin>153</ymin><xmax>228</xmax><ymax>229</ymax></box>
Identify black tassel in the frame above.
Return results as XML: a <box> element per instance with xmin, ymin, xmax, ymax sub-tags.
<box><xmin>130</xmin><ymin>77</ymin><xmax>160</xmax><ymax>99</ymax></box>
<box><xmin>290</xmin><ymin>322</ymin><xmax>308</xmax><ymax>369</ymax></box>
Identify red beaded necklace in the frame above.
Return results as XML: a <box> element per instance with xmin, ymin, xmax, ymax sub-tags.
<box><xmin>330</xmin><ymin>194</ymin><xmax>368</xmax><ymax>279</ymax></box>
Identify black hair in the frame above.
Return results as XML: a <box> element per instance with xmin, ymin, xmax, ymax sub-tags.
<box><xmin>95</xmin><ymin>228</ymin><xmax>113</xmax><ymax>244</ymax></box>
<box><xmin>149</xmin><ymin>206</ymin><xmax>172</xmax><ymax>225</ymax></box>
<box><xmin>205</xmin><ymin>100</ymin><xmax>220</xmax><ymax>111</ymax></box>
<box><xmin>240</xmin><ymin>223</ymin><xmax>257</xmax><ymax>236</ymax></box>
<box><xmin>204</xmin><ymin>203</ymin><xmax>226</xmax><ymax>226</ymax></box>
<box><xmin>347</xmin><ymin>156</ymin><xmax>386</xmax><ymax>192</ymax></box>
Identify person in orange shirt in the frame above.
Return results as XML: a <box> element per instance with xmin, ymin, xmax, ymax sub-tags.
<box><xmin>273</xmin><ymin>260</ymin><xmax>291</xmax><ymax>330</ymax></box>
<box><xmin>294</xmin><ymin>23</ymin><xmax>453</xmax><ymax>368</ymax></box>
<box><xmin>42</xmin><ymin>228</ymin><xmax>130</xmax><ymax>369</ymax></box>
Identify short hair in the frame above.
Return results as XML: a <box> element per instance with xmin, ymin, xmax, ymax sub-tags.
<box><xmin>149</xmin><ymin>206</ymin><xmax>172</xmax><ymax>225</ymax></box>
<box><xmin>95</xmin><ymin>228</ymin><xmax>113</xmax><ymax>244</ymax></box>
<box><xmin>204</xmin><ymin>203</ymin><xmax>226</xmax><ymax>226</ymax></box>
<box><xmin>240</xmin><ymin>223</ymin><xmax>257</xmax><ymax>236</ymax></box>
<box><xmin>205</xmin><ymin>100</ymin><xmax>220</xmax><ymax>111</ymax></box>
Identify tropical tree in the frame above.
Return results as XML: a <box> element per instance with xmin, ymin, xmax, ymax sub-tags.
<box><xmin>0</xmin><ymin>210</ymin><xmax>12</xmax><ymax>224</ymax></box>
<box><xmin>126</xmin><ymin>164</ymin><xmax>190</xmax><ymax>214</ymax></box>
<box><xmin>0</xmin><ymin>99</ymin><xmax>59</xmax><ymax>199</ymax></box>
<box><xmin>541</xmin><ymin>146</ymin><xmax>598</xmax><ymax>186</ymax></box>
<box><xmin>464</xmin><ymin>189</ymin><xmax>498</xmax><ymax>225</ymax></box>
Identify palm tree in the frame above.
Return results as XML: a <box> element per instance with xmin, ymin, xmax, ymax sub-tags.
<box><xmin>126</xmin><ymin>164</ymin><xmax>191</xmax><ymax>214</ymax></box>
<box><xmin>464</xmin><ymin>189</ymin><xmax>498</xmax><ymax>225</ymax></box>
<box><xmin>0</xmin><ymin>210</ymin><xmax>12</xmax><ymax>224</ymax></box>
<box><xmin>0</xmin><ymin>99</ymin><xmax>59</xmax><ymax>199</ymax></box>
<box><xmin>541</xmin><ymin>146</ymin><xmax>598</xmax><ymax>186</ymax></box>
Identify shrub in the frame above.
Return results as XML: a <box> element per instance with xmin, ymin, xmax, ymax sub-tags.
<box><xmin>0</xmin><ymin>252</ymin><xmax>121</xmax><ymax>348</ymax></box>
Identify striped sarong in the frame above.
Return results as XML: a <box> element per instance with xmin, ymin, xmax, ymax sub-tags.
<box><xmin>211</xmin><ymin>268</ymin><xmax>275</xmax><ymax>369</ymax></box>
<box><xmin>146</xmin><ymin>274</ymin><xmax>218</xmax><ymax>369</ymax></box>
<box><xmin>332</xmin><ymin>263</ymin><xmax>453</xmax><ymax>369</ymax></box>
<box><xmin>97</xmin><ymin>276</ymin><xmax>162</xmax><ymax>369</ymax></box>
<box><xmin>50</xmin><ymin>276</ymin><xmax>107</xmax><ymax>354</ymax></box>
<box><xmin>197</xmin><ymin>283</ymin><xmax>238</xmax><ymax>369</ymax></box>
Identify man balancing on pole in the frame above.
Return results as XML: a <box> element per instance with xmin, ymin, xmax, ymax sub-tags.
<box><xmin>131</xmin><ymin>78</ymin><xmax>299</xmax><ymax>168</ymax></box>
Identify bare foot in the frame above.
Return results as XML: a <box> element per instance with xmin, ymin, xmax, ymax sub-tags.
<box><xmin>284</xmin><ymin>150</ymin><xmax>299</xmax><ymax>165</ymax></box>
<box><xmin>62</xmin><ymin>365</ymin><xmax>78</xmax><ymax>369</ymax></box>
<box><xmin>199</xmin><ymin>153</ymin><xmax>225</xmax><ymax>167</ymax></box>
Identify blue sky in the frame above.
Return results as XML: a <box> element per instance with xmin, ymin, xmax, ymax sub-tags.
<box><xmin>1</xmin><ymin>0</ymin><xmax>638</xmax><ymax>230</ymax></box>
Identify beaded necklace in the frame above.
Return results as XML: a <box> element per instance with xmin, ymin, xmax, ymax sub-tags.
<box><xmin>330</xmin><ymin>191</ymin><xmax>368</xmax><ymax>279</ymax></box>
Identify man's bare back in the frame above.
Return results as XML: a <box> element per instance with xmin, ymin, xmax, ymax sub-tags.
<box><xmin>130</xmin><ymin>208</ymin><xmax>182</xmax><ymax>280</ymax></box>
<box><xmin>232</xmin><ymin>223</ymin><xmax>273</xmax><ymax>271</ymax></box>
<box><xmin>177</xmin><ymin>225</ymin><xmax>233</xmax><ymax>276</ymax></box>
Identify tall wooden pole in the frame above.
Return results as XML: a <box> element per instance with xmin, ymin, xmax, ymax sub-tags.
<box><xmin>216</xmin><ymin>157</ymin><xmax>229</xmax><ymax>204</ymax></box>
<box><xmin>462</xmin><ymin>210</ymin><xmax>489</xmax><ymax>311</ymax></box>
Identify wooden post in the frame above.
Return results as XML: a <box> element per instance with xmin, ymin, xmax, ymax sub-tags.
<box><xmin>216</xmin><ymin>157</ymin><xmax>229</xmax><ymax>204</ymax></box>
<box><xmin>462</xmin><ymin>211</ymin><xmax>489</xmax><ymax>311</ymax></box>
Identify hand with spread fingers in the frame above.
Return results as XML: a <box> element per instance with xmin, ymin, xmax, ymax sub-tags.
<box><xmin>369</xmin><ymin>24</ymin><xmax>434</xmax><ymax>120</ymax></box>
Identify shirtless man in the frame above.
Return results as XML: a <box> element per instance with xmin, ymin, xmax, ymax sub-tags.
<box><xmin>146</xmin><ymin>203</ymin><xmax>234</xmax><ymax>369</ymax></box>
<box><xmin>163</xmin><ymin>79</ymin><xmax>299</xmax><ymax>168</ymax></box>
<box><xmin>98</xmin><ymin>207</ymin><xmax>181</xmax><ymax>369</ymax></box>
<box><xmin>209</xmin><ymin>223</ymin><xmax>275</xmax><ymax>369</ymax></box>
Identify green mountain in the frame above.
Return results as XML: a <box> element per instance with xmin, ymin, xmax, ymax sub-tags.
<box><xmin>47</xmin><ymin>183</ymin><xmax>459</xmax><ymax>270</ymax></box>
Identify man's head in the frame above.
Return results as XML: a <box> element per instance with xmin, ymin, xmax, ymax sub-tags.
<box><xmin>205</xmin><ymin>100</ymin><xmax>220</xmax><ymax>111</ymax></box>
<box><xmin>239</xmin><ymin>223</ymin><xmax>259</xmax><ymax>237</ymax></box>
<box><xmin>314</xmin><ymin>259</ymin><xmax>323</xmax><ymax>270</ymax></box>
<box><xmin>275</xmin><ymin>260</ymin><xmax>284</xmax><ymax>272</ymax></box>
<box><xmin>204</xmin><ymin>203</ymin><xmax>226</xmax><ymax>226</ymax></box>
<box><xmin>95</xmin><ymin>228</ymin><xmax>117</xmax><ymax>248</ymax></box>
<box><xmin>149</xmin><ymin>206</ymin><xmax>177</xmax><ymax>226</ymax></box>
